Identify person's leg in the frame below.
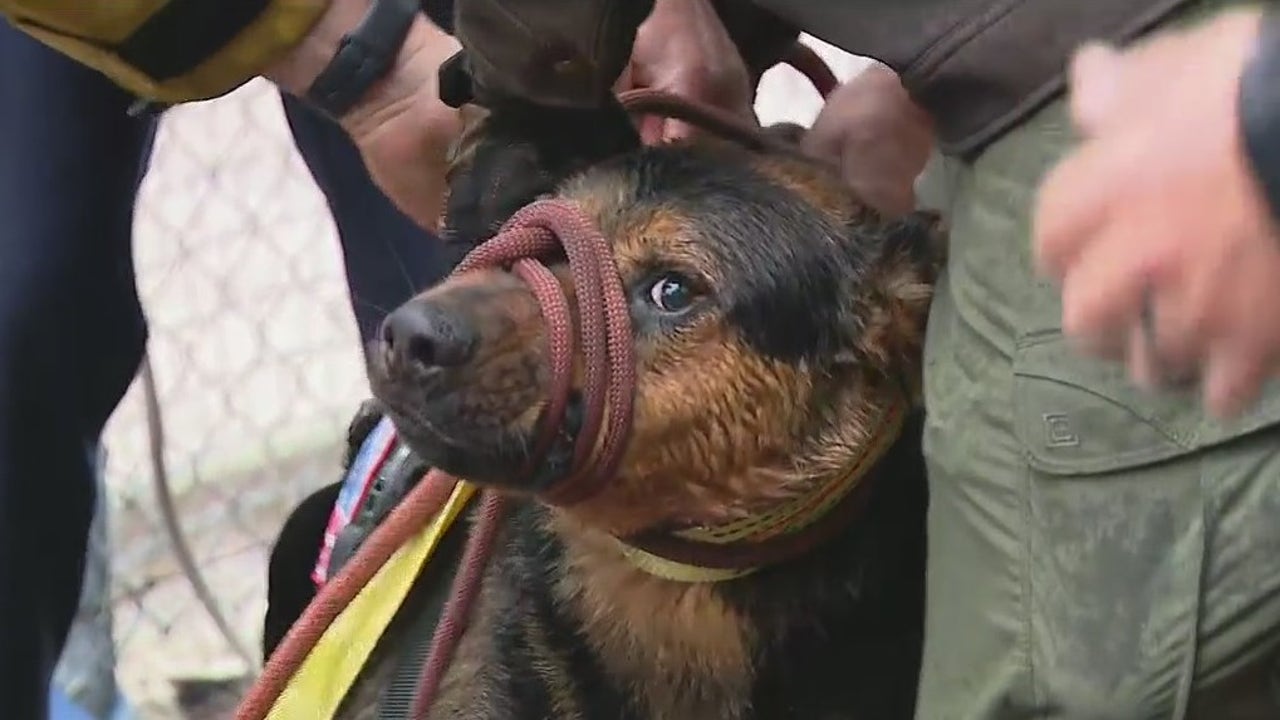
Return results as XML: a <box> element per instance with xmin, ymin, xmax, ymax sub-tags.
<box><xmin>915</xmin><ymin>3</ymin><xmax>1280</xmax><ymax>717</ymax></box>
<box><xmin>52</xmin><ymin>447</ymin><xmax>137</xmax><ymax>720</ymax></box>
<box><xmin>0</xmin><ymin>24</ymin><xmax>156</xmax><ymax>718</ymax></box>
<box><xmin>278</xmin><ymin>93</ymin><xmax>461</xmax><ymax>346</ymax></box>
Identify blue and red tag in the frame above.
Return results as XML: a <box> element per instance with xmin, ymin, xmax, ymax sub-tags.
<box><xmin>312</xmin><ymin>416</ymin><xmax>399</xmax><ymax>588</ymax></box>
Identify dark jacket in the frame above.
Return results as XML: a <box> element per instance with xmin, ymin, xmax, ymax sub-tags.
<box><xmin>449</xmin><ymin>0</ymin><xmax>1198</xmax><ymax>157</ymax></box>
<box><xmin>747</xmin><ymin>0</ymin><xmax>1197</xmax><ymax>155</ymax></box>
<box><xmin>0</xmin><ymin>0</ymin><xmax>1199</xmax><ymax>156</ymax></box>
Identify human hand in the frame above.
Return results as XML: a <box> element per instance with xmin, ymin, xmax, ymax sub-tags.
<box><xmin>614</xmin><ymin>0</ymin><xmax>755</xmax><ymax>144</ymax></box>
<box><xmin>339</xmin><ymin>22</ymin><xmax>464</xmax><ymax>232</ymax></box>
<box><xmin>266</xmin><ymin>3</ymin><xmax>463</xmax><ymax>231</ymax></box>
<box><xmin>800</xmin><ymin>63</ymin><xmax>935</xmax><ymax>218</ymax></box>
<box><xmin>1033</xmin><ymin>7</ymin><xmax>1280</xmax><ymax>418</ymax></box>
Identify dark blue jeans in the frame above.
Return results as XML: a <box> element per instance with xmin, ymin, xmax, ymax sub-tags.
<box><xmin>0</xmin><ymin>23</ymin><xmax>452</xmax><ymax>717</ymax></box>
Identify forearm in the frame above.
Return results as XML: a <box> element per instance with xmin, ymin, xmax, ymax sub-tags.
<box><xmin>264</xmin><ymin>0</ymin><xmax>458</xmax><ymax>133</ymax></box>
<box><xmin>0</xmin><ymin>0</ymin><xmax>447</xmax><ymax>122</ymax></box>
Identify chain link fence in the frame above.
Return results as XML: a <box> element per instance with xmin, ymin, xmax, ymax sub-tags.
<box><xmin>95</xmin><ymin>77</ymin><xmax>370</xmax><ymax>717</ymax></box>
<box><xmin>82</xmin><ymin>39</ymin><xmax>866</xmax><ymax>718</ymax></box>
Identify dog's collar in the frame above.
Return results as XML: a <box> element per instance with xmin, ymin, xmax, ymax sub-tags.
<box><xmin>615</xmin><ymin>396</ymin><xmax>908</xmax><ymax>583</ymax></box>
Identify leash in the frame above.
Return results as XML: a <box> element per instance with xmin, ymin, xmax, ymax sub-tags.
<box><xmin>619</xmin><ymin>41</ymin><xmax>837</xmax><ymax>151</ymax></box>
<box><xmin>234</xmin><ymin>43</ymin><xmax>838</xmax><ymax>720</ymax></box>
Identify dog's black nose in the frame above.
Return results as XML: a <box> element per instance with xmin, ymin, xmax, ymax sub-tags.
<box><xmin>381</xmin><ymin>300</ymin><xmax>476</xmax><ymax>369</ymax></box>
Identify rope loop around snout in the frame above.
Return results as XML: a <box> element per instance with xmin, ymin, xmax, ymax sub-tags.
<box><xmin>452</xmin><ymin>199</ymin><xmax>637</xmax><ymax>506</ymax></box>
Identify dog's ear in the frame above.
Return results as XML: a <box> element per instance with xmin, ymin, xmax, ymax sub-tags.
<box><xmin>834</xmin><ymin>210</ymin><xmax>946</xmax><ymax>394</ymax></box>
<box><xmin>440</xmin><ymin>96</ymin><xmax>642</xmax><ymax>248</ymax></box>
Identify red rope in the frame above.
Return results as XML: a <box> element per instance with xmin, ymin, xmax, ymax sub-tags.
<box><xmin>233</xmin><ymin>42</ymin><xmax>838</xmax><ymax>720</ymax></box>
<box><xmin>408</xmin><ymin>492</ymin><xmax>505</xmax><ymax>717</ymax></box>
<box><xmin>405</xmin><ymin>198</ymin><xmax>638</xmax><ymax>716</ymax></box>
<box><xmin>452</xmin><ymin>202</ymin><xmax>638</xmax><ymax>505</ymax></box>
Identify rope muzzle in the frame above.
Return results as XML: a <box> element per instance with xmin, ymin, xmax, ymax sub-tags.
<box><xmin>452</xmin><ymin>200</ymin><xmax>637</xmax><ymax>506</ymax></box>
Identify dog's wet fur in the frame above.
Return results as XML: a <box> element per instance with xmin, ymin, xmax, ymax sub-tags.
<box><xmin>295</xmin><ymin>99</ymin><xmax>944</xmax><ymax>718</ymax></box>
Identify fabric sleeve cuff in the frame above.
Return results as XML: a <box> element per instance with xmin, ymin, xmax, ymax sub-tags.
<box><xmin>3</xmin><ymin>0</ymin><xmax>329</xmax><ymax>104</ymax></box>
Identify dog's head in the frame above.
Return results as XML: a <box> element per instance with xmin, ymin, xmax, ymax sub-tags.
<box><xmin>369</xmin><ymin>138</ymin><xmax>943</xmax><ymax>536</ymax></box>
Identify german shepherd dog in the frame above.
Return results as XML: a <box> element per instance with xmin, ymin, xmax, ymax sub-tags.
<box><xmin>263</xmin><ymin>87</ymin><xmax>944</xmax><ymax>717</ymax></box>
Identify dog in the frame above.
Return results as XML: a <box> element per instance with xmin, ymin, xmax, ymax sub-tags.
<box><xmin>282</xmin><ymin>87</ymin><xmax>949</xmax><ymax>718</ymax></box>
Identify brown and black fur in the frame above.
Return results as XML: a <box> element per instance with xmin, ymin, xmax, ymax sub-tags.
<box><xmin>312</xmin><ymin>90</ymin><xmax>949</xmax><ymax>717</ymax></box>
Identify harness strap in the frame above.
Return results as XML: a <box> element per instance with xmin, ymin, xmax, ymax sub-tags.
<box><xmin>313</xmin><ymin>416</ymin><xmax>399</xmax><ymax>587</ymax></box>
<box><xmin>265</xmin><ymin>482</ymin><xmax>476</xmax><ymax>720</ymax></box>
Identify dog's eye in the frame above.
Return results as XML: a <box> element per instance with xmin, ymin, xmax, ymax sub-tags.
<box><xmin>646</xmin><ymin>273</ymin><xmax>695</xmax><ymax>314</ymax></box>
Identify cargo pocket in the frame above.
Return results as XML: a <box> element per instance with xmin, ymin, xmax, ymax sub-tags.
<box><xmin>1010</xmin><ymin>330</ymin><xmax>1280</xmax><ymax>715</ymax></box>
<box><xmin>1012</xmin><ymin>330</ymin><xmax>1280</xmax><ymax>478</ymax></box>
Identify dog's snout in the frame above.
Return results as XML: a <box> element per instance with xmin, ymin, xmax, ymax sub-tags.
<box><xmin>381</xmin><ymin>300</ymin><xmax>476</xmax><ymax>370</ymax></box>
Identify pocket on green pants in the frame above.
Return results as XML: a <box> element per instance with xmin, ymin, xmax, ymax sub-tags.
<box><xmin>1010</xmin><ymin>329</ymin><xmax>1280</xmax><ymax>714</ymax></box>
<box><xmin>1013</xmin><ymin>330</ymin><xmax>1280</xmax><ymax>476</ymax></box>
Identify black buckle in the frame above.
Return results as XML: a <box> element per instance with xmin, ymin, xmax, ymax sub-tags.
<box><xmin>437</xmin><ymin>50</ymin><xmax>476</xmax><ymax>109</ymax></box>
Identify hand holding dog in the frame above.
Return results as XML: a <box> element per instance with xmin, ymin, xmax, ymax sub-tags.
<box><xmin>267</xmin><ymin>6</ymin><xmax>464</xmax><ymax>231</ymax></box>
<box><xmin>801</xmin><ymin>63</ymin><xmax>935</xmax><ymax>218</ymax></box>
<box><xmin>614</xmin><ymin>0</ymin><xmax>756</xmax><ymax>144</ymax></box>
<box><xmin>1033</xmin><ymin>7</ymin><xmax>1280</xmax><ymax>418</ymax></box>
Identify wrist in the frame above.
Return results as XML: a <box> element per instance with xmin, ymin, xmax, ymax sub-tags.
<box><xmin>264</xmin><ymin>0</ymin><xmax>373</xmax><ymax>96</ymax></box>
<box><xmin>338</xmin><ymin>18</ymin><xmax>462</xmax><ymax>141</ymax></box>
<box><xmin>265</xmin><ymin>0</ymin><xmax>457</xmax><ymax>129</ymax></box>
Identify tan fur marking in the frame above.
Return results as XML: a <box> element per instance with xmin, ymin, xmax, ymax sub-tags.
<box><xmin>548</xmin><ymin>511</ymin><xmax>756</xmax><ymax>720</ymax></box>
<box><xmin>557</xmin><ymin>169</ymin><xmax>635</xmax><ymax>228</ymax></box>
<box><xmin>746</xmin><ymin>152</ymin><xmax>874</xmax><ymax>227</ymax></box>
<box><xmin>567</xmin><ymin>322</ymin><xmax>817</xmax><ymax>536</ymax></box>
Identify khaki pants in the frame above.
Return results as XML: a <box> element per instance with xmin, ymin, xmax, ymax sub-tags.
<box><xmin>914</xmin><ymin>2</ymin><xmax>1280</xmax><ymax>716</ymax></box>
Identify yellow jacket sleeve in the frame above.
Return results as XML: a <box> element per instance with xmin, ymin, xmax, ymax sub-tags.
<box><xmin>0</xmin><ymin>0</ymin><xmax>328</xmax><ymax>104</ymax></box>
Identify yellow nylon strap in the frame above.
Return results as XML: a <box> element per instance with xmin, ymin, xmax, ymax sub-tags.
<box><xmin>615</xmin><ymin>544</ymin><xmax>758</xmax><ymax>583</ymax></box>
<box><xmin>266</xmin><ymin>481</ymin><xmax>477</xmax><ymax>720</ymax></box>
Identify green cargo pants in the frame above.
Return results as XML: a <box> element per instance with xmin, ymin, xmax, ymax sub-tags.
<box><xmin>914</xmin><ymin>2</ymin><xmax>1280</xmax><ymax>717</ymax></box>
